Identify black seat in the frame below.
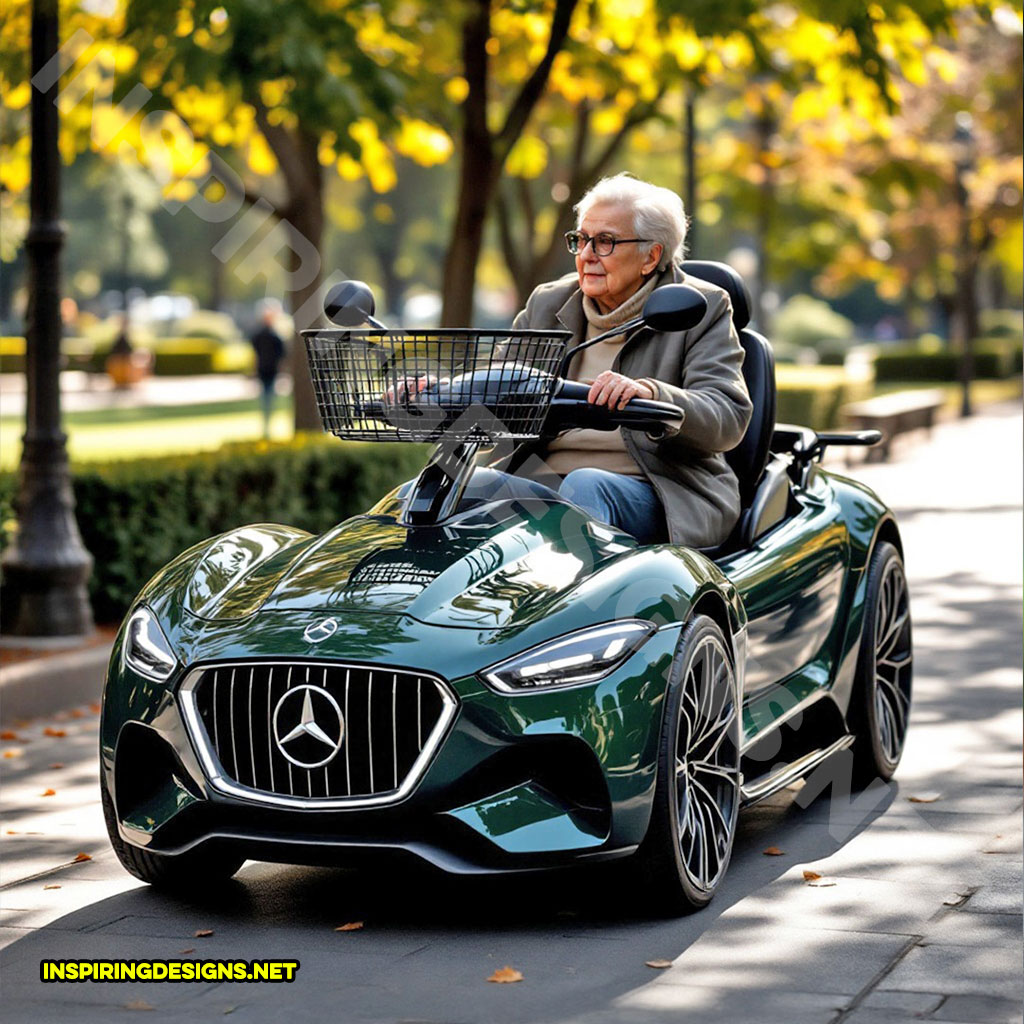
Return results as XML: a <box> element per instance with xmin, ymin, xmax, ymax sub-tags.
<box><xmin>681</xmin><ymin>260</ymin><xmax>784</xmax><ymax>548</ymax></box>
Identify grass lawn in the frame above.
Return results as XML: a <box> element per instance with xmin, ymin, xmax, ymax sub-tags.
<box><xmin>0</xmin><ymin>397</ymin><xmax>294</xmax><ymax>469</ymax></box>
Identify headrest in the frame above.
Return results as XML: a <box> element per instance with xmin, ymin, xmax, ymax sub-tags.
<box><xmin>680</xmin><ymin>260</ymin><xmax>752</xmax><ymax>331</ymax></box>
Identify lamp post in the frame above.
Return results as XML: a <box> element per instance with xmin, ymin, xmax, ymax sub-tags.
<box><xmin>682</xmin><ymin>87</ymin><xmax>697</xmax><ymax>255</ymax></box>
<box><xmin>1</xmin><ymin>0</ymin><xmax>94</xmax><ymax>637</ymax></box>
<box><xmin>952</xmin><ymin>111</ymin><xmax>977</xmax><ymax>419</ymax></box>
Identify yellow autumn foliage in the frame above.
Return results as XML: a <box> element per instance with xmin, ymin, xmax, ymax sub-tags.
<box><xmin>394</xmin><ymin>119</ymin><xmax>453</xmax><ymax>166</ymax></box>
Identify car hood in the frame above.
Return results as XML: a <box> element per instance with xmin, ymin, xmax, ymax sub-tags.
<box><xmin>180</xmin><ymin>502</ymin><xmax>640</xmax><ymax>630</ymax></box>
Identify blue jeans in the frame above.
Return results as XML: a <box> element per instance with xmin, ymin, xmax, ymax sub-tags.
<box><xmin>558</xmin><ymin>468</ymin><xmax>666</xmax><ymax>544</ymax></box>
<box><xmin>459</xmin><ymin>468</ymin><xmax>666</xmax><ymax>544</ymax></box>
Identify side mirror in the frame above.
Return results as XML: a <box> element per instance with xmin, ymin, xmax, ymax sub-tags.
<box><xmin>641</xmin><ymin>283</ymin><xmax>707</xmax><ymax>333</ymax></box>
<box><xmin>324</xmin><ymin>280</ymin><xmax>381</xmax><ymax>327</ymax></box>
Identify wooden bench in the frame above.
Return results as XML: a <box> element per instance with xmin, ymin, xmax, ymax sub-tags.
<box><xmin>841</xmin><ymin>389</ymin><xmax>945</xmax><ymax>462</ymax></box>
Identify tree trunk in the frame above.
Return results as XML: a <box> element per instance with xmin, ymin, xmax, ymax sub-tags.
<box><xmin>441</xmin><ymin>0</ymin><xmax>579</xmax><ymax>327</ymax></box>
<box><xmin>441</xmin><ymin>153</ymin><xmax>500</xmax><ymax>327</ymax></box>
<box><xmin>285</xmin><ymin>142</ymin><xmax>325</xmax><ymax>433</ymax></box>
<box><xmin>440</xmin><ymin>0</ymin><xmax>494</xmax><ymax>328</ymax></box>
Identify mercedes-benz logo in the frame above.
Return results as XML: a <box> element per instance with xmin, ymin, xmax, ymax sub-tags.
<box><xmin>303</xmin><ymin>617</ymin><xmax>338</xmax><ymax>644</ymax></box>
<box><xmin>272</xmin><ymin>685</ymin><xmax>345</xmax><ymax>769</ymax></box>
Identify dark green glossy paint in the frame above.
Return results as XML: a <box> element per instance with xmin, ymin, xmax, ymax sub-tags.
<box><xmin>446</xmin><ymin>781</ymin><xmax>607</xmax><ymax>852</ymax></box>
<box><xmin>102</xmin><ymin>464</ymin><xmax>897</xmax><ymax>869</ymax></box>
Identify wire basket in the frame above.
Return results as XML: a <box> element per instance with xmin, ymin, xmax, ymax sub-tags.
<box><xmin>303</xmin><ymin>328</ymin><xmax>572</xmax><ymax>442</ymax></box>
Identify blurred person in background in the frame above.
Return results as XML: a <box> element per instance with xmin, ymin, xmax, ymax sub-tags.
<box><xmin>250</xmin><ymin>301</ymin><xmax>286</xmax><ymax>439</ymax></box>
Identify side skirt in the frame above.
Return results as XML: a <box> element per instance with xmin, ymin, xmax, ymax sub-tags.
<box><xmin>740</xmin><ymin>734</ymin><xmax>854</xmax><ymax>807</ymax></box>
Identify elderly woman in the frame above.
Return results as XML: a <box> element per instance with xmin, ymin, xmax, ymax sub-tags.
<box><xmin>503</xmin><ymin>173</ymin><xmax>752</xmax><ymax>549</ymax></box>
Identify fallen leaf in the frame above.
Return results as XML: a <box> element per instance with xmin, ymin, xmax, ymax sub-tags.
<box><xmin>908</xmin><ymin>793</ymin><xmax>941</xmax><ymax>804</ymax></box>
<box><xmin>90</xmin><ymin>702</ymin><xmax>101</xmax><ymax>714</ymax></box>
<box><xmin>802</xmin><ymin>870</ymin><xmax>822</xmax><ymax>882</ymax></box>
<box><xmin>645</xmin><ymin>959</ymin><xmax>674</xmax><ymax>969</ymax></box>
<box><xmin>43</xmin><ymin>728</ymin><xmax>66</xmax><ymax>738</ymax></box>
<box><xmin>125</xmin><ymin>1000</ymin><xmax>154</xmax><ymax>1011</ymax></box>
<box><xmin>194</xmin><ymin>929</ymin><xmax>214</xmax><ymax>938</ymax></box>
<box><xmin>70</xmin><ymin>709</ymin><xmax>85</xmax><ymax>719</ymax></box>
<box><xmin>44</xmin><ymin>884</ymin><xmax>61</xmax><ymax>890</ymax></box>
<box><xmin>40</xmin><ymin>788</ymin><xmax>56</xmax><ymax>797</ymax></box>
<box><xmin>179</xmin><ymin>948</ymin><xmax>195</xmax><ymax>955</ymax></box>
<box><xmin>334</xmin><ymin>921</ymin><xmax>364</xmax><ymax>932</ymax></box>
<box><xmin>762</xmin><ymin>845</ymin><xmax>784</xmax><ymax>856</ymax></box>
<box><xmin>3</xmin><ymin>749</ymin><xmax>23</xmax><ymax>759</ymax></box>
<box><xmin>73</xmin><ymin>852</ymin><xmax>92</xmax><ymax>863</ymax></box>
<box><xmin>49</xmin><ymin>763</ymin><xmax>64</xmax><ymax>769</ymax></box>
<box><xmin>487</xmin><ymin>966</ymin><xmax>524</xmax><ymax>984</ymax></box>
<box><xmin>1</xmin><ymin>730</ymin><xmax>20</xmax><ymax>741</ymax></box>
<box><xmin>6</xmin><ymin>830</ymin><xmax>19</xmax><ymax>835</ymax></box>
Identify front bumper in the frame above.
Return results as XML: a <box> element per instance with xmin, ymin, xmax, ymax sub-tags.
<box><xmin>100</xmin><ymin>613</ymin><xmax>679</xmax><ymax>874</ymax></box>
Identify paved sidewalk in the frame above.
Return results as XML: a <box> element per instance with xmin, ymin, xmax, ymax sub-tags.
<box><xmin>0</xmin><ymin>402</ymin><xmax>1020</xmax><ymax>1024</ymax></box>
<box><xmin>0</xmin><ymin>371</ymin><xmax>285</xmax><ymax>417</ymax></box>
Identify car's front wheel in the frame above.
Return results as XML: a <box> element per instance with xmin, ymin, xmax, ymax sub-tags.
<box><xmin>101</xmin><ymin>783</ymin><xmax>244</xmax><ymax>889</ymax></box>
<box><xmin>635</xmin><ymin>614</ymin><xmax>740</xmax><ymax>914</ymax></box>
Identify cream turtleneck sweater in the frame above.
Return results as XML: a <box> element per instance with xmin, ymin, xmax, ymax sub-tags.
<box><xmin>545</xmin><ymin>276</ymin><xmax>660</xmax><ymax>478</ymax></box>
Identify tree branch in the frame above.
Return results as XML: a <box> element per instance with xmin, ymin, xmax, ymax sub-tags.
<box><xmin>517</xmin><ymin>175</ymin><xmax>536</xmax><ymax>256</ymax></box>
<box><xmin>530</xmin><ymin>90</ymin><xmax>667</xmax><ymax>284</ymax></box>
<box><xmin>582</xmin><ymin>87</ymin><xmax>667</xmax><ymax>184</ymax></box>
<box><xmin>495</xmin><ymin>0</ymin><xmax>580</xmax><ymax>160</ymax></box>
<box><xmin>494</xmin><ymin>187</ymin><xmax>524</xmax><ymax>286</ymax></box>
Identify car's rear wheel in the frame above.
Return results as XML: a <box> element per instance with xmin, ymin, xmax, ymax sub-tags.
<box><xmin>850</xmin><ymin>540</ymin><xmax>913</xmax><ymax>788</ymax></box>
<box><xmin>101</xmin><ymin>782</ymin><xmax>244</xmax><ymax>888</ymax></box>
<box><xmin>635</xmin><ymin>614</ymin><xmax>740</xmax><ymax>914</ymax></box>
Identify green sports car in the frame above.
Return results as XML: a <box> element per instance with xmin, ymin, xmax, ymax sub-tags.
<box><xmin>100</xmin><ymin>262</ymin><xmax>912</xmax><ymax>913</ymax></box>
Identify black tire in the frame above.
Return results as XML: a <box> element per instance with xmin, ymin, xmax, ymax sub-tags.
<box><xmin>101</xmin><ymin>782</ymin><xmax>244</xmax><ymax>888</ymax></box>
<box><xmin>849</xmin><ymin>541</ymin><xmax>913</xmax><ymax>789</ymax></box>
<box><xmin>634</xmin><ymin>615</ymin><xmax>741</xmax><ymax>914</ymax></box>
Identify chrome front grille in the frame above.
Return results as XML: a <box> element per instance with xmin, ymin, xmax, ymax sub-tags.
<box><xmin>178</xmin><ymin>661</ymin><xmax>456</xmax><ymax>809</ymax></box>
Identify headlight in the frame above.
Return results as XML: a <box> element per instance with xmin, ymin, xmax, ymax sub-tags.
<box><xmin>122</xmin><ymin>607</ymin><xmax>177</xmax><ymax>681</ymax></box>
<box><xmin>480</xmin><ymin>620</ymin><xmax>655</xmax><ymax>692</ymax></box>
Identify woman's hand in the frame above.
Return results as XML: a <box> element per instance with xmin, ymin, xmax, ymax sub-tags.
<box><xmin>383</xmin><ymin>375</ymin><xmax>438</xmax><ymax>402</ymax></box>
<box><xmin>587</xmin><ymin>371</ymin><xmax>655</xmax><ymax>409</ymax></box>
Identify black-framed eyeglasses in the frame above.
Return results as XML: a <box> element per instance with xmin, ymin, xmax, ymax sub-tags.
<box><xmin>564</xmin><ymin>231</ymin><xmax>650</xmax><ymax>257</ymax></box>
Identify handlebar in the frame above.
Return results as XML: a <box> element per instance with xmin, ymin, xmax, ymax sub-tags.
<box><xmin>547</xmin><ymin>380</ymin><xmax>683</xmax><ymax>439</ymax></box>
<box><xmin>356</xmin><ymin>376</ymin><xmax>684</xmax><ymax>440</ymax></box>
<box><xmin>351</xmin><ymin>369</ymin><xmax>684</xmax><ymax>440</ymax></box>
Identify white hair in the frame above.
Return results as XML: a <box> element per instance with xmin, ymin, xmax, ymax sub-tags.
<box><xmin>575</xmin><ymin>173</ymin><xmax>687</xmax><ymax>270</ymax></box>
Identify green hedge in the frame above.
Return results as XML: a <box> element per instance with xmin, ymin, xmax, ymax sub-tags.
<box><xmin>873</xmin><ymin>339</ymin><xmax>1023</xmax><ymax>383</ymax></box>
<box><xmin>0</xmin><ymin>435</ymin><xmax>426</xmax><ymax>623</ymax></box>
<box><xmin>1</xmin><ymin>336</ymin><xmax>256</xmax><ymax>376</ymax></box>
<box><xmin>776</xmin><ymin>365</ymin><xmax>868</xmax><ymax>430</ymax></box>
<box><xmin>150</xmin><ymin>338</ymin><xmax>255</xmax><ymax>375</ymax></box>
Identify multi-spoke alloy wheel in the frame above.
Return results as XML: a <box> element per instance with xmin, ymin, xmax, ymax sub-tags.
<box><xmin>851</xmin><ymin>541</ymin><xmax>913</xmax><ymax>787</ymax></box>
<box><xmin>635</xmin><ymin>615</ymin><xmax>740</xmax><ymax>913</ymax></box>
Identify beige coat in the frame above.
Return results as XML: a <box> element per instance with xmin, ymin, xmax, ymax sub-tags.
<box><xmin>505</xmin><ymin>263</ymin><xmax>753</xmax><ymax>548</ymax></box>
